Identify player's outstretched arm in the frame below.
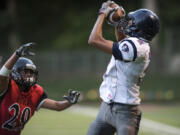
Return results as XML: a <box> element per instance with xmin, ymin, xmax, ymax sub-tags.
<box><xmin>88</xmin><ymin>1</ymin><xmax>114</xmax><ymax>54</ymax></box>
<box><xmin>0</xmin><ymin>43</ymin><xmax>35</xmax><ymax>94</ymax></box>
<box><xmin>41</xmin><ymin>90</ymin><xmax>80</xmax><ymax>111</ymax></box>
<box><xmin>40</xmin><ymin>99</ymin><xmax>71</xmax><ymax>111</ymax></box>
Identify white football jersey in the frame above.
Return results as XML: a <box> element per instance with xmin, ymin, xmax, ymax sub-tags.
<box><xmin>99</xmin><ymin>37</ymin><xmax>150</xmax><ymax>105</ymax></box>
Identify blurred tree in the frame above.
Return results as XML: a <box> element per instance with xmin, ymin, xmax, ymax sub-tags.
<box><xmin>0</xmin><ymin>0</ymin><xmax>141</xmax><ymax>51</ymax></box>
<box><xmin>157</xmin><ymin>0</ymin><xmax>180</xmax><ymax>26</ymax></box>
<box><xmin>0</xmin><ymin>0</ymin><xmax>179</xmax><ymax>52</ymax></box>
<box><xmin>7</xmin><ymin>0</ymin><xmax>20</xmax><ymax>52</ymax></box>
<box><xmin>142</xmin><ymin>0</ymin><xmax>161</xmax><ymax>73</ymax></box>
<box><xmin>0</xmin><ymin>0</ymin><xmax>7</xmax><ymax>10</ymax></box>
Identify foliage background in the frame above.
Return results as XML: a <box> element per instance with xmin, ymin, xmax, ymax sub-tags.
<box><xmin>0</xmin><ymin>0</ymin><xmax>180</xmax><ymax>102</ymax></box>
<box><xmin>0</xmin><ymin>0</ymin><xmax>180</xmax><ymax>51</ymax></box>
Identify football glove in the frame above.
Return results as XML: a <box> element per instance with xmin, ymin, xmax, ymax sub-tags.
<box><xmin>16</xmin><ymin>43</ymin><xmax>35</xmax><ymax>57</ymax></box>
<box><xmin>107</xmin><ymin>4</ymin><xmax>126</xmax><ymax>27</ymax></box>
<box><xmin>63</xmin><ymin>89</ymin><xmax>80</xmax><ymax>104</ymax></box>
<box><xmin>98</xmin><ymin>0</ymin><xmax>115</xmax><ymax>17</ymax></box>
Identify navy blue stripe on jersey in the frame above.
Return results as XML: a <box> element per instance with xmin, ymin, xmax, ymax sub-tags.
<box><xmin>123</xmin><ymin>39</ymin><xmax>137</xmax><ymax>61</ymax></box>
<box><xmin>112</xmin><ymin>42</ymin><xmax>123</xmax><ymax>61</ymax></box>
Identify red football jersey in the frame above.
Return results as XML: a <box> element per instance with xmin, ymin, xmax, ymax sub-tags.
<box><xmin>0</xmin><ymin>79</ymin><xmax>47</xmax><ymax>135</ymax></box>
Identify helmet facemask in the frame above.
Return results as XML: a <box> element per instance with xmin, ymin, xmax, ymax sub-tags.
<box><xmin>117</xmin><ymin>15</ymin><xmax>141</xmax><ymax>38</ymax></box>
<box><xmin>116</xmin><ymin>17</ymin><xmax>129</xmax><ymax>33</ymax></box>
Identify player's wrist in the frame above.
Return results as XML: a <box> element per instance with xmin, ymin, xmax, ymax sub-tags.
<box><xmin>0</xmin><ymin>65</ymin><xmax>12</xmax><ymax>77</ymax></box>
<box><xmin>98</xmin><ymin>11</ymin><xmax>105</xmax><ymax>16</ymax></box>
<box><xmin>98</xmin><ymin>8</ymin><xmax>107</xmax><ymax>16</ymax></box>
<box><xmin>98</xmin><ymin>12</ymin><xmax>106</xmax><ymax>18</ymax></box>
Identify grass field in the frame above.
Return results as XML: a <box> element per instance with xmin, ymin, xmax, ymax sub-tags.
<box><xmin>22</xmin><ymin>109</ymin><xmax>93</xmax><ymax>135</ymax></box>
<box><xmin>142</xmin><ymin>103</ymin><xmax>180</xmax><ymax>127</ymax></box>
<box><xmin>22</xmin><ymin>103</ymin><xmax>180</xmax><ymax>135</ymax></box>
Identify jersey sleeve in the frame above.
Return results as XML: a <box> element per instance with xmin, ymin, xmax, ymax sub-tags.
<box><xmin>36</xmin><ymin>89</ymin><xmax>48</xmax><ymax>111</ymax></box>
<box><xmin>112</xmin><ymin>39</ymin><xmax>137</xmax><ymax>62</ymax></box>
<box><xmin>0</xmin><ymin>80</ymin><xmax>11</xmax><ymax>105</ymax></box>
<box><xmin>0</xmin><ymin>90</ymin><xmax>7</xmax><ymax>106</ymax></box>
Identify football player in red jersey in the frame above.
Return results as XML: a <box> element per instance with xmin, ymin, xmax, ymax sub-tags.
<box><xmin>0</xmin><ymin>43</ymin><xmax>80</xmax><ymax>135</ymax></box>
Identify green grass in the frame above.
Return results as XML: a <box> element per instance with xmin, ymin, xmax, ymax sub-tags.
<box><xmin>142</xmin><ymin>104</ymin><xmax>180</xmax><ymax>127</ymax></box>
<box><xmin>21</xmin><ymin>104</ymin><xmax>180</xmax><ymax>135</ymax></box>
<box><xmin>22</xmin><ymin>109</ymin><xmax>93</xmax><ymax>135</ymax></box>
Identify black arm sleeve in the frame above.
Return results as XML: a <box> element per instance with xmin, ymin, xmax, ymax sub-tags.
<box><xmin>36</xmin><ymin>90</ymin><xmax>48</xmax><ymax>110</ymax></box>
<box><xmin>112</xmin><ymin>42</ymin><xmax>123</xmax><ymax>60</ymax></box>
<box><xmin>38</xmin><ymin>90</ymin><xmax>48</xmax><ymax>104</ymax></box>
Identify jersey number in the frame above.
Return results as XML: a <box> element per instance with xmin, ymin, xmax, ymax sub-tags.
<box><xmin>2</xmin><ymin>103</ymin><xmax>31</xmax><ymax>131</ymax></box>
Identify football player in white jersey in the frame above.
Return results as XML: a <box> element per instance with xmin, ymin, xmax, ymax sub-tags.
<box><xmin>86</xmin><ymin>1</ymin><xmax>160</xmax><ymax>135</ymax></box>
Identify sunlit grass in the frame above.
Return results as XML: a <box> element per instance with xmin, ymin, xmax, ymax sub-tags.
<box><xmin>22</xmin><ymin>104</ymin><xmax>180</xmax><ymax>135</ymax></box>
<box><xmin>142</xmin><ymin>104</ymin><xmax>180</xmax><ymax>127</ymax></box>
<box><xmin>22</xmin><ymin>109</ymin><xmax>93</xmax><ymax>135</ymax></box>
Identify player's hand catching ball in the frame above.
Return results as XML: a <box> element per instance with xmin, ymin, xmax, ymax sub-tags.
<box><xmin>63</xmin><ymin>89</ymin><xmax>80</xmax><ymax>104</ymax></box>
<box><xmin>99</xmin><ymin>0</ymin><xmax>115</xmax><ymax>17</ymax></box>
<box><xmin>16</xmin><ymin>42</ymin><xmax>35</xmax><ymax>57</ymax></box>
<box><xmin>106</xmin><ymin>2</ymin><xmax>126</xmax><ymax>26</ymax></box>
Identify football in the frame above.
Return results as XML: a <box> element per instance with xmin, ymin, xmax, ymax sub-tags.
<box><xmin>107</xmin><ymin>3</ymin><xmax>125</xmax><ymax>23</ymax></box>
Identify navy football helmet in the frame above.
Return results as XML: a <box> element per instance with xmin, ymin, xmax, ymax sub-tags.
<box><xmin>11</xmin><ymin>57</ymin><xmax>38</xmax><ymax>90</ymax></box>
<box><xmin>118</xmin><ymin>9</ymin><xmax>160</xmax><ymax>41</ymax></box>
